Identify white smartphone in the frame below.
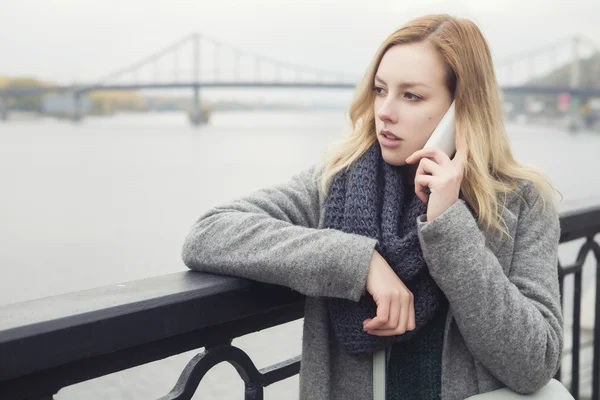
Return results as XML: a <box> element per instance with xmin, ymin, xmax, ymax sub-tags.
<box><xmin>423</xmin><ymin>100</ymin><xmax>456</xmax><ymax>157</ymax></box>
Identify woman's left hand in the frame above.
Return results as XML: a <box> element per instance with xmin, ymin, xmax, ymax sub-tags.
<box><xmin>405</xmin><ymin>147</ymin><xmax>467</xmax><ymax>222</ymax></box>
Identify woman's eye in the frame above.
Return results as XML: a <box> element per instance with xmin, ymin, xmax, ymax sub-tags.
<box><xmin>404</xmin><ymin>92</ymin><xmax>421</xmax><ymax>101</ymax></box>
<box><xmin>372</xmin><ymin>87</ymin><xmax>386</xmax><ymax>95</ymax></box>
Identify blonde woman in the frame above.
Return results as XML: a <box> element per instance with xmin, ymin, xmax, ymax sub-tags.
<box><xmin>182</xmin><ymin>14</ymin><xmax>564</xmax><ymax>400</ymax></box>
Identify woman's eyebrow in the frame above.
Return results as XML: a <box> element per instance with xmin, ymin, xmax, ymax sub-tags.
<box><xmin>374</xmin><ymin>75</ymin><xmax>430</xmax><ymax>89</ymax></box>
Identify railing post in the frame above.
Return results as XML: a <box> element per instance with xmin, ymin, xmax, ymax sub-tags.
<box><xmin>72</xmin><ymin>91</ymin><xmax>82</xmax><ymax>123</ymax></box>
<box><xmin>556</xmin><ymin>260</ymin><xmax>565</xmax><ymax>382</ymax></box>
<box><xmin>568</xmin><ymin>35</ymin><xmax>582</xmax><ymax>133</ymax></box>
<box><xmin>593</xmin><ymin>242</ymin><xmax>600</xmax><ymax>400</ymax></box>
<box><xmin>190</xmin><ymin>33</ymin><xmax>203</xmax><ymax>126</ymax></box>
<box><xmin>245</xmin><ymin>384</ymin><xmax>263</xmax><ymax>400</ymax></box>
<box><xmin>0</xmin><ymin>96</ymin><xmax>7</xmax><ymax>121</ymax></box>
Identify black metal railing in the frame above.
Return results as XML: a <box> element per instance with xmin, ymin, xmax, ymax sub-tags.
<box><xmin>0</xmin><ymin>200</ymin><xmax>599</xmax><ymax>400</ymax></box>
<box><xmin>556</xmin><ymin>200</ymin><xmax>600</xmax><ymax>400</ymax></box>
<box><xmin>0</xmin><ymin>273</ymin><xmax>304</xmax><ymax>399</ymax></box>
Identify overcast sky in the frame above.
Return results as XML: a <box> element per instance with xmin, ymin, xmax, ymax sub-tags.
<box><xmin>1</xmin><ymin>0</ymin><xmax>599</xmax><ymax>88</ymax></box>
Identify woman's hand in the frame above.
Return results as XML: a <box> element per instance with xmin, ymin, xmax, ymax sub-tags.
<box><xmin>363</xmin><ymin>250</ymin><xmax>415</xmax><ymax>336</ymax></box>
<box><xmin>405</xmin><ymin>146</ymin><xmax>467</xmax><ymax>222</ymax></box>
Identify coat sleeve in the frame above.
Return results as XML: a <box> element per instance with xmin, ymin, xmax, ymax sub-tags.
<box><xmin>181</xmin><ymin>165</ymin><xmax>378</xmax><ymax>301</ymax></box>
<box><xmin>416</xmin><ymin>185</ymin><xmax>563</xmax><ymax>394</ymax></box>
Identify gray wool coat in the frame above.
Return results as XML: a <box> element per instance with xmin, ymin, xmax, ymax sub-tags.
<box><xmin>181</xmin><ymin>165</ymin><xmax>563</xmax><ymax>400</ymax></box>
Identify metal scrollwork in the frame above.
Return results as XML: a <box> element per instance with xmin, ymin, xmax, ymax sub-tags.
<box><xmin>159</xmin><ymin>341</ymin><xmax>300</xmax><ymax>400</ymax></box>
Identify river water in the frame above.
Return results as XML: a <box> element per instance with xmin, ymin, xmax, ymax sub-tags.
<box><xmin>1</xmin><ymin>111</ymin><xmax>599</xmax><ymax>398</ymax></box>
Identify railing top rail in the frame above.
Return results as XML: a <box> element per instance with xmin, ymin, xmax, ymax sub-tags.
<box><xmin>0</xmin><ymin>272</ymin><xmax>304</xmax><ymax>382</ymax></box>
<box><xmin>558</xmin><ymin>197</ymin><xmax>600</xmax><ymax>242</ymax></box>
<box><xmin>0</xmin><ymin>272</ymin><xmax>248</xmax><ymax>334</ymax></box>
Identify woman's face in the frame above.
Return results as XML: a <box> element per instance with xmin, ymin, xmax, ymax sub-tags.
<box><xmin>373</xmin><ymin>41</ymin><xmax>453</xmax><ymax>166</ymax></box>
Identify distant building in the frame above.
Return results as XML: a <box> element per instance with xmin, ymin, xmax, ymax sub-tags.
<box><xmin>42</xmin><ymin>94</ymin><xmax>92</xmax><ymax>116</ymax></box>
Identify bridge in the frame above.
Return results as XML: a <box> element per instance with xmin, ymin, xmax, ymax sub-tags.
<box><xmin>1</xmin><ymin>33</ymin><xmax>599</xmax><ymax>124</ymax></box>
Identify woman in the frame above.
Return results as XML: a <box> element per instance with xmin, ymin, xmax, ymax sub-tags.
<box><xmin>181</xmin><ymin>14</ymin><xmax>563</xmax><ymax>400</ymax></box>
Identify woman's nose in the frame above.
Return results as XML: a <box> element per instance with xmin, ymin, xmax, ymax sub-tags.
<box><xmin>377</xmin><ymin>102</ymin><xmax>398</xmax><ymax>124</ymax></box>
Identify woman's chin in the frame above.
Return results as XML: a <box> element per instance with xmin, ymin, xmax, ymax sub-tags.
<box><xmin>379</xmin><ymin>145</ymin><xmax>407</xmax><ymax>166</ymax></box>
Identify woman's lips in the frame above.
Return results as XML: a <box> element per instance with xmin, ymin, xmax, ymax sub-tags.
<box><xmin>379</xmin><ymin>130</ymin><xmax>402</xmax><ymax>148</ymax></box>
<box><xmin>380</xmin><ymin>129</ymin><xmax>400</xmax><ymax>140</ymax></box>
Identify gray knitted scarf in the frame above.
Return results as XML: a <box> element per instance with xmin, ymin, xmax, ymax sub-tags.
<box><xmin>324</xmin><ymin>143</ymin><xmax>445</xmax><ymax>357</ymax></box>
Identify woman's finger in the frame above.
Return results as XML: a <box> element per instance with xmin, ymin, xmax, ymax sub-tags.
<box><xmin>415</xmin><ymin>159</ymin><xmax>441</xmax><ymax>203</ymax></box>
<box><xmin>414</xmin><ymin>174</ymin><xmax>435</xmax><ymax>203</ymax></box>
<box><xmin>406</xmin><ymin>146</ymin><xmax>451</xmax><ymax>166</ymax></box>
<box><xmin>414</xmin><ymin>174</ymin><xmax>435</xmax><ymax>187</ymax></box>
<box><xmin>396</xmin><ymin>291</ymin><xmax>410</xmax><ymax>334</ymax></box>
<box><xmin>368</xmin><ymin>294</ymin><xmax>416</xmax><ymax>336</ymax></box>
<box><xmin>407</xmin><ymin>293</ymin><xmax>416</xmax><ymax>331</ymax></box>
<box><xmin>364</xmin><ymin>295</ymin><xmax>390</xmax><ymax>331</ymax></box>
<box><xmin>414</xmin><ymin>183</ymin><xmax>429</xmax><ymax>204</ymax></box>
<box><xmin>417</xmin><ymin>157</ymin><xmax>443</xmax><ymax>176</ymax></box>
<box><xmin>367</xmin><ymin>327</ymin><xmax>407</xmax><ymax>336</ymax></box>
<box><xmin>386</xmin><ymin>293</ymin><xmax>401</xmax><ymax>330</ymax></box>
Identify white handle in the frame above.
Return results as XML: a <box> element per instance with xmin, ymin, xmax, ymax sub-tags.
<box><xmin>373</xmin><ymin>349</ymin><xmax>386</xmax><ymax>400</ymax></box>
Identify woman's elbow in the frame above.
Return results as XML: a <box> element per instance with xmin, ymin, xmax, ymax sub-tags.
<box><xmin>181</xmin><ymin>211</ymin><xmax>221</xmax><ymax>270</ymax></box>
<box><xmin>181</xmin><ymin>232</ymin><xmax>200</xmax><ymax>270</ymax></box>
<box><xmin>181</xmin><ymin>218</ymin><xmax>214</xmax><ymax>271</ymax></box>
<box><xmin>509</xmin><ymin>369</ymin><xmax>556</xmax><ymax>394</ymax></box>
<box><xmin>507</xmin><ymin>330</ymin><xmax>563</xmax><ymax>394</ymax></box>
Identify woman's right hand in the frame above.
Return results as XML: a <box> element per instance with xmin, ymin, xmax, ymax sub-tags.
<box><xmin>363</xmin><ymin>250</ymin><xmax>416</xmax><ymax>336</ymax></box>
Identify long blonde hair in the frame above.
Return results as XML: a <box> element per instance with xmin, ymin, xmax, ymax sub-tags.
<box><xmin>317</xmin><ymin>14</ymin><xmax>560</xmax><ymax>238</ymax></box>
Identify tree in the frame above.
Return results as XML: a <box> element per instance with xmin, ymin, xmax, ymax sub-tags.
<box><xmin>3</xmin><ymin>77</ymin><xmax>49</xmax><ymax>111</ymax></box>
